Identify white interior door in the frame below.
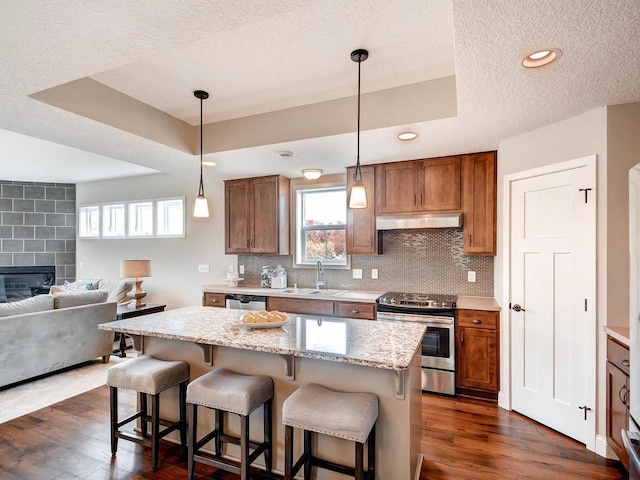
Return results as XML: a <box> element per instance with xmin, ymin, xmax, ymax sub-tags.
<box><xmin>509</xmin><ymin>158</ymin><xmax>595</xmax><ymax>444</ymax></box>
<box><xmin>629</xmin><ymin>166</ymin><xmax>640</xmax><ymax>425</ymax></box>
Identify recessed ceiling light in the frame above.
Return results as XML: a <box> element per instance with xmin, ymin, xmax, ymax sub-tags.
<box><xmin>398</xmin><ymin>131</ymin><xmax>418</xmax><ymax>141</ymax></box>
<box><xmin>276</xmin><ymin>151</ymin><xmax>295</xmax><ymax>160</ymax></box>
<box><xmin>522</xmin><ymin>48</ymin><xmax>561</xmax><ymax>68</ymax></box>
<box><xmin>202</xmin><ymin>160</ymin><xmax>216</xmax><ymax>166</ymax></box>
<box><xmin>302</xmin><ymin>169</ymin><xmax>323</xmax><ymax>180</ymax></box>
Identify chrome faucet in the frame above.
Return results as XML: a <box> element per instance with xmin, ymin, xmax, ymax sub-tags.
<box><xmin>315</xmin><ymin>260</ymin><xmax>327</xmax><ymax>290</ymax></box>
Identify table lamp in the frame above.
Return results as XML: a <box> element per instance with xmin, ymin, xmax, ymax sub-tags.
<box><xmin>120</xmin><ymin>259</ymin><xmax>151</xmax><ymax>309</ymax></box>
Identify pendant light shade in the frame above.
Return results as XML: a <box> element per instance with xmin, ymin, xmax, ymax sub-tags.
<box><xmin>349</xmin><ymin>49</ymin><xmax>368</xmax><ymax>209</ymax></box>
<box><xmin>193</xmin><ymin>90</ymin><xmax>210</xmax><ymax>218</ymax></box>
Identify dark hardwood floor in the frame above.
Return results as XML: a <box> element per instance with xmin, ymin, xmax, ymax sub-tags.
<box><xmin>0</xmin><ymin>386</ymin><xmax>628</xmax><ymax>479</ymax></box>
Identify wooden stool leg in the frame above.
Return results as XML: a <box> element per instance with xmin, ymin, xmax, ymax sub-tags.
<box><xmin>285</xmin><ymin>425</ymin><xmax>294</xmax><ymax>480</ymax></box>
<box><xmin>179</xmin><ymin>382</ymin><xmax>187</xmax><ymax>450</ymax></box>
<box><xmin>355</xmin><ymin>440</ymin><xmax>364</xmax><ymax>480</ymax></box>
<box><xmin>264</xmin><ymin>398</ymin><xmax>273</xmax><ymax>472</ymax></box>
<box><xmin>368</xmin><ymin>425</ymin><xmax>376</xmax><ymax>477</ymax></box>
<box><xmin>109</xmin><ymin>387</ymin><xmax>118</xmax><ymax>456</ymax></box>
<box><xmin>304</xmin><ymin>429</ymin><xmax>312</xmax><ymax>480</ymax></box>
<box><xmin>214</xmin><ymin>409</ymin><xmax>223</xmax><ymax>458</ymax></box>
<box><xmin>139</xmin><ymin>392</ymin><xmax>148</xmax><ymax>438</ymax></box>
<box><xmin>240</xmin><ymin>414</ymin><xmax>250</xmax><ymax>480</ymax></box>
<box><xmin>187</xmin><ymin>403</ymin><xmax>197</xmax><ymax>480</ymax></box>
<box><xmin>151</xmin><ymin>393</ymin><xmax>160</xmax><ymax>471</ymax></box>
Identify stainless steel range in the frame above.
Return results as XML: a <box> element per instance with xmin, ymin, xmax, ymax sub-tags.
<box><xmin>376</xmin><ymin>292</ymin><xmax>456</xmax><ymax>395</ymax></box>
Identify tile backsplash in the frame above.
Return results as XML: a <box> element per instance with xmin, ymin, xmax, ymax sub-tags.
<box><xmin>239</xmin><ymin>229</ymin><xmax>493</xmax><ymax>296</ymax></box>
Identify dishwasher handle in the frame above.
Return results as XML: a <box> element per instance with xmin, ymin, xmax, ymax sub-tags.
<box><xmin>225</xmin><ymin>294</ymin><xmax>267</xmax><ymax>304</ymax></box>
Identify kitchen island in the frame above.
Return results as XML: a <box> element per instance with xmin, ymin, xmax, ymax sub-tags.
<box><xmin>99</xmin><ymin>306</ymin><xmax>425</xmax><ymax>479</ymax></box>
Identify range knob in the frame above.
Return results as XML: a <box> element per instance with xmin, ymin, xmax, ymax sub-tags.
<box><xmin>390</xmin><ymin>298</ymin><xmax>397</xmax><ymax>304</ymax></box>
<box><xmin>441</xmin><ymin>302</ymin><xmax>448</xmax><ymax>307</ymax></box>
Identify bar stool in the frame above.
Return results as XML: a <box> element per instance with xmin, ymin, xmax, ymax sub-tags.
<box><xmin>186</xmin><ymin>368</ymin><xmax>274</xmax><ymax>480</ymax></box>
<box><xmin>282</xmin><ymin>383</ymin><xmax>378</xmax><ymax>480</ymax></box>
<box><xmin>106</xmin><ymin>356</ymin><xmax>189</xmax><ymax>471</ymax></box>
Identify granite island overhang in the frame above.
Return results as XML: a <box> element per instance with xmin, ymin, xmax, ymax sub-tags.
<box><xmin>99</xmin><ymin>305</ymin><xmax>426</xmax><ymax>479</ymax></box>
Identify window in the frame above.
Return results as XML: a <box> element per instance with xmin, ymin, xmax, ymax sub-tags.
<box><xmin>102</xmin><ymin>204</ymin><xmax>125</xmax><ymax>238</ymax></box>
<box><xmin>295</xmin><ymin>185</ymin><xmax>348</xmax><ymax>267</ymax></box>
<box><xmin>78</xmin><ymin>206</ymin><xmax>100</xmax><ymax>237</ymax></box>
<box><xmin>128</xmin><ymin>201</ymin><xmax>154</xmax><ymax>237</ymax></box>
<box><xmin>156</xmin><ymin>197</ymin><xmax>185</xmax><ymax>237</ymax></box>
<box><xmin>78</xmin><ymin>196</ymin><xmax>185</xmax><ymax>239</ymax></box>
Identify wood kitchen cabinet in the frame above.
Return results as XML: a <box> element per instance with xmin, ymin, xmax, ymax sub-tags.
<box><xmin>606</xmin><ymin>336</ymin><xmax>630</xmax><ymax>470</ymax></box>
<box><xmin>462</xmin><ymin>152</ymin><xmax>496</xmax><ymax>255</ymax></box>
<box><xmin>346</xmin><ymin>165</ymin><xmax>379</xmax><ymax>255</ymax></box>
<box><xmin>225</xmin><ymin>175</ymin><xmax>290</xmax><ymax>254</ymax></box>
<box><xmin>202</xmin><ymin>292</ymin><xmax>226</xmax><ymax>307</ymax></box>
<box><xmin>376</xmin><ymin>156</ymin><xmax>461</xmax><ymax>215</ymax></box>
<box><xmin>456</xmin><ymin>309</ymin><xmax>499</xmax><ymax>400</ymax></box>
<box><xmin>267</xmin><ymin>296</ymin><xmax>376</xmax><ymax>320</ymax></box>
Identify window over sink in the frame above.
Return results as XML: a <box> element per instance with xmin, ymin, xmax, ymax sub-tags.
<box><xmin>294</xmin><ymin>180</ymin><xmax>349</xmax><ymax>269</ymax></box>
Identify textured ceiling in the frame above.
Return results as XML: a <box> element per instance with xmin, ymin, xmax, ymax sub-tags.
<box><xmin>0</xmin><ymin>0</ymin><xmax>639</xmax><ymax>184</ymax></box>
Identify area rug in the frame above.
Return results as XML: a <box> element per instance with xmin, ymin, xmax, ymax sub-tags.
<box><xmin>0</xmin><ymin>355</ymin><xmax>131</xmax><ymax>424</ymax></box>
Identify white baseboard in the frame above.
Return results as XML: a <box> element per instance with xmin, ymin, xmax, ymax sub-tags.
<box><xmin>414</xmin><ymin>453</ymin><xmax>424</xmax><ymax>480</ymax></box>
<box><xmin>595</xmin><ymin>434</ymin><xmax>620</xmax><ymax>460</ymax></box>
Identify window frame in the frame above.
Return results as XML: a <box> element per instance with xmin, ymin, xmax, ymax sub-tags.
<box><xmin>156</xmin><ymin>197</ymin><xmax>186</xmax><ymax>238</ymax></box>
<box><xmin>292</xmin><ymin>179</ymin><xmax>350</xmax><ymax>270</ymax></box>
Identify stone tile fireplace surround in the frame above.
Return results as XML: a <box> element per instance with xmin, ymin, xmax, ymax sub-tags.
<box><xmin>0</xmin><ymin>180</ymin><xmax>76</xmax><ymax>288</ymax></box>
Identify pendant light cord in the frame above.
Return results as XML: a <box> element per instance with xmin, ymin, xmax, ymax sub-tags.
<box><xmin>355</xmin><ymin>55</ymin><xmax>362</xmax><ymax>183</ymax></box>
<box><xmin>198</xmin><ymin>95</ymin><xmax>205</xmax><ymax>196</ymax></box>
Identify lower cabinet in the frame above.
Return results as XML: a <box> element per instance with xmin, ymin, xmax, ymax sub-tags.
<box><xmin>455</xmin><ymin>309</ymin><xmax>499</xmax><ymax>400</ymax></box>
<box><xmin>202</xmin><ymin>292</ymin><xmax>226</xmax><ymax>307</ymax></box>
<box><xmin>606</xmin><ymin>337</ymin><xmax>630</xmax><ymax>470</ymax></box>
<box><xmin>267</xmin><ymin>296</ymin><xmax>376</xmax><ymax>320</ymax></box>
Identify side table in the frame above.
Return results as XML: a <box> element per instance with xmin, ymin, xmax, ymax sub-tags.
<box><xmin>115</xmin><ymin>303</ymin><xmax>166</xmax><ymax>357</ymax></box>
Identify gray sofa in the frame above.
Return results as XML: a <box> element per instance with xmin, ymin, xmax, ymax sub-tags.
<box><xmin>0</xmin><ymin>289</ymin><xmax>119</xmax><ymax>389</ymax></box>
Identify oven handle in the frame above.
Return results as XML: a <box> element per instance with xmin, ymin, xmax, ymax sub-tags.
<box><xmin>377</xmin><ymin>312</ymin><xmax>454</xmax><ymax>325</ymax></box>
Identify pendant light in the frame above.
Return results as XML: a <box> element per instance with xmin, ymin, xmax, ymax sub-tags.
<box><xmin>349</xmin><ymin>49</ymin><xmax>368</xmax><ymax>209</ymax></box>
<box><xmin>193</xmin><ymin>90</ymin><xmax>210</xmax><ymax>217</ymax></box>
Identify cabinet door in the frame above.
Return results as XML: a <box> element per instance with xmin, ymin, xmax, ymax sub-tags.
<box><xmin>335</xmin><ymin>301</ymin><xmax>376</xmax><ymax>320</ymax></box>
<box><xmin>606</xmin><ymin>362</ymin><xmax>629</xmax><ymax>469</ymax></box>
<box><xmin>419</xmin><ymin>157</ymin><xmax>461</xmax><ymax>211</ymax></box>
<box><xmin>347</xmin><ymin>165</ymin><xmax>378</xmax><ymax>254</ymax></box>
<box><xmin>267</xmin><ymin>297</ymin><xmax>335</xmax><ymax>316</ymax></box>
<box><xmin>456</xmin><ymin>326</ymin><xmax>498</xmax><ymax>393</ymax></box>
<box><xmin>376</xmin><ymin>161</ymin><xmax>419</xmax><ymax>214</ymax></box>
<box><xmin>251</xmin><ymin>176</ymin><xmax>279</xmax><ymax>253</ymax></box>
<box><xmin>203</xmin><ymin>292</ymin><xmax>226</xmax><ymax>307</ymax></box>
<box><xmin>462</xmin><ymin>152</ymin><xmax>496</xmax><ymax>255</ymax></box>
<box><xmin>225</xmin><ymin>179</ymin><xmax>252</xmax><ymax>253</ymax></box>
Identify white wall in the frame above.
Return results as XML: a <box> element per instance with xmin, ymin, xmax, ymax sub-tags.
<box><xmin>76</xmin><ymin>173</ymin><xmax>235</xmax><ymax>309</ymax></box>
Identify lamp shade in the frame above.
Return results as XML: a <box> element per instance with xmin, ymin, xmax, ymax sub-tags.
<box><xmin>349</xmin><ymin>181</ymin><xmax>368</xmax><ymax>209</ymax></box>
<box><xmin>120</xmin><ymin>259</ymin><xmax>151</xmax><ymax>278</ymax></box>
<box><xmin>193</xmin><ymin>195</ymin><xmax>209</xmax><ymax>217</ymax></box>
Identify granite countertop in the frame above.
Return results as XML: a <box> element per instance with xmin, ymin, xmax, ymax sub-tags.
<box><xmin>99</xmin><ymin>305</ymin><xmax>425</xmax><ymax>371</ymax></box>
<box><xmin>604</xmin><ymin>326</ymin><xmax>630</xmax><ymax>347</ymax></box>
<box><xmin>203</xmin><ymin>284</ymin><xmax>383</xmax><ymax>303</ymax></box>
<box><xmin>456</xmin><ymin>296</ymin><xmax>501</xmax><ymax>311</ymax></box>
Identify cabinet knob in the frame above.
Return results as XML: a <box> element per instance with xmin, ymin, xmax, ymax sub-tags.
<box><xmin>352</xmin><ymin>310</ymin><xmax>360</xmax><ymax>314</ymax></box>
<box><xmin>472</xmin><ymin>319</ymin><xmax>481</xmax><ymax>324</ymax></box>
<box><xmin>211</xmin><ymin>299</ymin><xmax>218</xmax><ymax>304</ymax></box>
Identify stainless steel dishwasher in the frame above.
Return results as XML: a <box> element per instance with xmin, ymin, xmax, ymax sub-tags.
<box><xmin>225</xmin><ymin>294</ymin><xmax>267</xmax><ymax>311</ymax></box>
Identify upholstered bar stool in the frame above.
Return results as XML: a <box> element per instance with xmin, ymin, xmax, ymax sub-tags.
<box><xmin>282</xmin><ymin>383</ymin><xmax>378</xmax><ymax>480</ymax></box>
<box><xmin>106</xmin><ymin>355</ymin><xmax>189</xmax><ymax>471</ymax></box>
<box><xmin>186</xmin><ymin>368</ymin><xmax>274</xmax><ymax>480</ymax></box>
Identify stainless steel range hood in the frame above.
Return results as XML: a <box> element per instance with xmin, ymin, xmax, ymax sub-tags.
<box><xmin>376</xmin><ymin>212</ymin><xmax>463</xmax><ymax>230</ymax></box>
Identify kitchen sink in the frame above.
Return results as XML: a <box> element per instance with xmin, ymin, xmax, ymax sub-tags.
<box><xmin>306</xmin><ymin>289</ymin><xmax>345</xmax><ymax>295</ymax></box>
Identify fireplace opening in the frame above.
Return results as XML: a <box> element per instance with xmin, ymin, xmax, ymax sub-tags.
<box><xmin>0</xmin><ymin>266</ymin><xmax>56</xmax><ymax>303</ymax></box>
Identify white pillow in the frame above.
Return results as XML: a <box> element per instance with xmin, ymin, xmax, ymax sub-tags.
<box><xmin>62</xmin><ymin>279</ymin><xmax>98</xmax><ymax>292</ymax></box>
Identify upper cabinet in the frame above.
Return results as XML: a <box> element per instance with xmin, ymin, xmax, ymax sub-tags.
<box><xmin>224</xmin><ymin>175</ymin><xmax>290</xmax><ymax>254</ymax></box>
<box><xmin>462</xmin><ymin>152</ymin><xmax>496</xmax><ymax>256</ymax></box>
<box><xmin>346</xmin><ymin>165</ymin><xmax>378</xmax><ymax>255</ymax></box>
<box><xmin>376</xmin><ymin>157</ymin><xmax>461</xmax><ymax>214</ymax></box>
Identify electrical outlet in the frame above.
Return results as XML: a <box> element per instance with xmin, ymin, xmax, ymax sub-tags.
<box><xmin>468</xmin><ymin>271</ymin><xmax>476</xmax><ymax>282</ymax></box>
<box><xmin>227</xmin><ymin>265</ymin><xmax>234</xmax><ymax>273</ymax></box>
<box><xmin>198</xmin><ymin>264</ymin><xmax>210</xmax><ymax>273</ymax></box>
<box><xmin>353</xmin><ymin>268</ymin><xmax>363</xmax><ymax>279</ymax></box>
<box><xmin>371</xmin><ymin>268</ymin><xmax>379</xmax><ymax>279</ymax></box>
<box><xmin>239</xmin><ymin>265</ymin><xmax>245</xmax><ymax>274</ymax></box>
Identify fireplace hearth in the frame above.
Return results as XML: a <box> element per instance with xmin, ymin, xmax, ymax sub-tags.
<box><xmin>0</xmin><ymin>266</ymin><xmax>56</xmax><ymax>303</ymax></box>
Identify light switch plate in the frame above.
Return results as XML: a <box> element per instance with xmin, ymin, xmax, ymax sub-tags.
<box><xmin>199</xmin><ymin>264</ymin><xmax>210</xmax><ymax>273</ymax></box>
<box><xmin>371</xmin><ymin>268</ymin><xmax>379</xmax><ymax>279</ymax></box>
<box><xmin>227</xmin><ymin>264</ymin><xmax>234</xmax><ymax>273</ymax></box>
<box><xmin>468</xmin><ymin>271</ymin><xmax>476</xmax><ymax>282</ymax></box>
<box><xmin>239</xmin><ymin>265</ymin><xmax>245</xmax><ymax>274</ymax></box>
<box><xmin>353</xmin><ymin>268</ymin><xmax>363</xmax><ymax>279</ymax></box>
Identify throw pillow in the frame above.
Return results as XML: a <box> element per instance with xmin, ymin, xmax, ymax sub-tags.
<box><xmin>62</xmin><ymin>280</ymin><xmax>97</xmax><ymax>292</ymax></box>
<box><xmin>52</xmin><ymin>290</ymin><xmax>108</xmax><ymax>309</ymax></box>
<box><xmin>0</xmin><ymin>295</ymin><xmax>54</xmax><ymax>317</ymax></box>
<box><xmin>96</xmin><ymin>279</ymin><xmax>132</xmax><ymax>304</ymax></box>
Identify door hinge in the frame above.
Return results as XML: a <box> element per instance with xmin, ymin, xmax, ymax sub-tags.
<box><xmin>509</xmin><ymin>302</ymin><xmax>512</xmax><ymax>310</ymax></box>
<box><xmin>578</xmin><ymin>405</ymin><xmax>592</xmax><ymax>421</ymax></box>
<box><xmin>579</xmin><ymin>188</ymin><xmax>592</xmax><ymax>203</ymax></box>
<box><xmin>584</xmin><ymin>299</ymin><xmax>587</xmax><ymax>312</ymax></box>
